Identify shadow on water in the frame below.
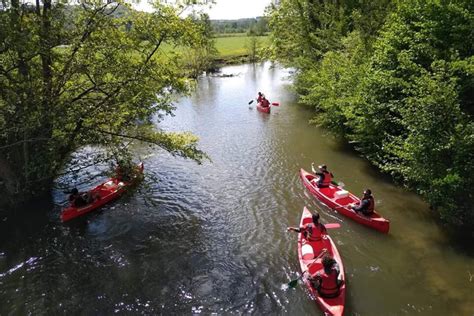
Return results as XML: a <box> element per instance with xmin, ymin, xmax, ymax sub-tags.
<box><xmin>0</xmin><ymin>197</ymin><xmax>53</xmax><ymax>248</ymax></box>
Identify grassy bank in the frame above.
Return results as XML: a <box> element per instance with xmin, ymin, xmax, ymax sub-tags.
<box><xmin>214</xmin><ymin>35</ymin><xmax>270</xmax><ymax>65</ymax></box>
<box><xmin>160</xmin><ymin>35</ymin><xmax>271</xmax><ymax>69</ymax></box>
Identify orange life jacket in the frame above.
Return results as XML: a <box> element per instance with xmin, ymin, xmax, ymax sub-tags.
<box><xmin>320</xmin><ymin>170</ymin><xmax>333</xmax><ymax>187</ymax></box>
<box><xmin>317</xmin><ymin>268</ymin><xmax>340</xmax><ymax>297</ymax></box>
<box><xmin>261</xmin><ymin>99</ymin><xmax>270</xmax><ymax>107</ymax></box>
<box><xmin>303</xmin><ymin>223</ymin><xmax>325</xmax><ymax>241</ymax></box>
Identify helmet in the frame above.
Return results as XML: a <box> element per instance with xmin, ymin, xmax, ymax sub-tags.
<box><xmin>318</xmin><ymin>164</ymin><xmax>327</xmax><ymax>170</ymax></box>
<box><xmin>364</xmin><ymin>189</ymin><xmax>372</xmax><ymax>195</ymax></box>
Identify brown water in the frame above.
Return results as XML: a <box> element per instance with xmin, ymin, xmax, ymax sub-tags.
<box><xmin>0</xmin><ymin>62</ymin><xmax>473</xmax><ymax>315</ymax></box>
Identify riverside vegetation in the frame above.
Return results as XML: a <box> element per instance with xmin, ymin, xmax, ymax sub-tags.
<box><xmin>268</xmin><ymin>0</ymin><xmax>474</xmax><ymax>227</ymax></box>
<box><xmin>0</xmin><ymin>0</ymin><xmax>211</xmax><ymax>208</ymax></box>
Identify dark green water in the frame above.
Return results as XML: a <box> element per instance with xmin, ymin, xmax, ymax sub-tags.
<box><xmin>0</xmin><ymin>62</ymin><xmax>473</xmax><ymax>315</ymax></box>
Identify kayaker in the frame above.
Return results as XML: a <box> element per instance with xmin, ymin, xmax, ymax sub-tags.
<box><xmin>257</xmin><ymin>92</ymin><xmax>264</xmax><ymax>103</ymax></box>
<box><xmin>311</xmin><ymin>163</ymin><xmax>333</xmax><ymax>188</ymax></box>
<box><xmin>351</xmin><ymin>189</ymin><xmax>375</xmax><ymax>216</ymax></box>
<box><xmin>287</xmin><ymin>212</ymin><xmax>327</xmax><ymax>241</ymax></box>
<box><xmin>69</xmin><ymin>188</ymin><xmax>97</xmax><ymax>207</ymax></box>
<box><xmin>260</xmin><ymin>96</ymin><xmax>270</xmax><ymax>108</ymax></box>
<box><xmin>309</xmin><ymin>255</ymin><xmax>343</xmax><ymax>298</ymax></box>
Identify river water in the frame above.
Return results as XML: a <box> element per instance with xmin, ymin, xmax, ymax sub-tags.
<box><xmin>0</xmin><ymin>62</ymin><xmax>473</xmax><ymax>315</ymax></box>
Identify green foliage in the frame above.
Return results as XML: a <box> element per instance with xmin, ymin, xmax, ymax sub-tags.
<box><xmin>246</xmin><ymin>36</ymin><xmax>260</xmax><ymax>63</ymax></box>
<box><xmin>0</xmin><ymin>0</ymin><xmax>210</xmax><ymax>206</ymax></box>
<box><xmin>247</xmin><ymin>17</ymin><xmax>268</xmax><ymax>36</ymax></box>
<box><xmin>269</xmin><ymin>0</ymin><xmax>474</xmax><ymax>226</ymax></box>
<box><xmin>211</xmin><ymin>17</ymin><xmax>269</xmax><ymax>35</ymax></box>
<box><xmin>182</xmin><ymin>13</ymin><xmax>218</xmax><ymax>77</ymax></box>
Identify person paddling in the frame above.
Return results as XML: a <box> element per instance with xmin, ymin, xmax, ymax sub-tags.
<box><xmin>260</xmin><ymin>96</ymin><xmax>270</xmax><ymax>108</ymax></box>
<box><xmin>69</xmin><ymin>188</ymin><xmax>98</xmax><ymax>208</ymax></box>
<box><xmin>257</xmin><ymin>91</ymin><xmax>264</xmax><ymax>103</ymax></box>
<box><xmin>287</xmin><ymin>212</ymin><xmax>327</xmax><ymax>241</ymax></box>
<box><xmin>309</xmin><ymin>255</ymin><xmax>343</xmax><ymax>298</ymax></box>
<box><xmin>311</xmin><ymin>163</ymin><xmax>333</xmax><ymax>188</ymax></box>
<box><xmin>351</xmin><ymin>189</ymin><xmax>375</xmax><ymax>216</ymax></box>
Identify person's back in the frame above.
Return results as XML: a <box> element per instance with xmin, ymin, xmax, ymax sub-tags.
<box><xmin>69</xmin><ymin>188</ymin><xmax>88</xmax><ymax>207</ymax></box>
<box><xmin>302</xmin><ymin>221</ymin><xmax>327</xmax><ymax>241</ymax></box>
<box><xmin>261</xmin><ymin>97</ymin><xmax>270</xmax><ymax>107</ymax></box>
<box><xmin>257</xmin><ymin>92</ymin><xmax>264</xmax><ymax>103</ymax></box>
<box><xmin>312</xmin><ymin>256</ymin><xmax>342</xmax><ymax>298</ymax></box>
<box><xmin>287</xmin><ymin>213</ymin><xmax>327</xmax><ymax>241</ymax></box>
<box><xmin>316</xmin><ymin>266</ymin><xmax>340</xmax><ymax>297</ymax></box>
<box><xmin>312</xmin><ymin>163</ymin><xmax>333</xmax><ymax>188</ymax></box>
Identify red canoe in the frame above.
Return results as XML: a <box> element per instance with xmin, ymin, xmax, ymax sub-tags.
<box><xmin>61</xmin><ymin>163</ymin><xmax>144</xmax><ymax>222</ymax></box>
<box><xmin>300</xmin><ymin>169</ymin><xmax>390</xmax><ymax>233</ymax></box>
<box><xmin>257</xmin><ymin>102</ymin><xmax>271</xmax><ymax>113</ymax></box>
<box><xmin>297</xmin><ymin>207</ymin><xmax>346</xmax><ymax>316</ymax></box>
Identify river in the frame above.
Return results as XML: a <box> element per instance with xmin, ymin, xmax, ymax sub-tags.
<box><xmin>0</xmin><ymin>62</ymin><xmax>473</xmax><ymax>315</ymax></box>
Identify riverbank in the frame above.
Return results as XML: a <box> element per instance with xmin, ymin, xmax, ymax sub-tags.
<box><xmin>213</xmin><ymin>34</ymin><xmax>270</xmax><ymax>66</ymax></box>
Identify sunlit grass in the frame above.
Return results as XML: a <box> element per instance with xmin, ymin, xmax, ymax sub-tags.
<box><xmin>214</xmin><ymin>35</ymin><xmax>269</xmax><ymax>57</ymax></box>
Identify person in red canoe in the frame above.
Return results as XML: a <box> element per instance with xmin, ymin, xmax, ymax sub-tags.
<box><xmin>311</xmin><ymin>163</ymin><xmax>333</xmax><ymax>188</ymax></box>
<box><xmin>257</xmin><ymin>92</ymin><xmax>264</xmax><ymax>103</ymax></box>
<box><xmin>287</xmin><ymin>212</ymin><xmax>327</xmax><ymax>241</ymax></box>
<box><xmin>351</xmin><ymin>189</ymin><xmax>375</xmax><ymax>216</ymax></box>
<box><xmin>309</xmin><ymin>255</ymin><xmax>343</xmax><ymax>298</ymax></box>
<box><xmin>69</xmin><ymin>188</ymin><xmax>98</xmax><ymax>208</ymax></box>
<box><xmin>260</xmin><ymin>96</ymin><xmax>271</xmax><ymax>108</ymax></box>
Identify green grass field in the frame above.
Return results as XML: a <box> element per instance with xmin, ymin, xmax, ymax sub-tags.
<box><xmin>214</xmin><ymin>35</ymin><xmax>269</xmax><ymax>58</ymax></box>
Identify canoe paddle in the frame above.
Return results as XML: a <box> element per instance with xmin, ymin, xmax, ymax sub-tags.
<box><xmin>324</xmin><ymin>223</ymin><xmax>341</xmax><ymax>229</ymax></box>
<box><xmin>287</xmin><ymin>248</ymin><xmax>328</xmax><ymax>288</ymax></box>
<box><xmin>271</xmin><ymin>102</ymin><xmax>280</xmax><ymax>106</ymax></box>
<box><xmin>248</xmin><ymin>100</ymin><xmax>254</xmax><ymax>109</ymax></box>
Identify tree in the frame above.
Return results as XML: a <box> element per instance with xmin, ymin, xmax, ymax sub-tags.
<box><xmin>183</xmin><ymin>13</ymin><xmax>218</xmax><ymax>77</ymax></box>
<box><xmin>0</xmin><ymin>0</ymin><xmax>210</xmax><ymax>208</ymax></box>
<box><xmin>269</xmin><ymin>0</ymin><xmax>474</xmax><ymax>226</ymax></box>
<box><xmin>353</xmin><ymin>0</ymin><xmax>474</xmax><ymax>225</ymax></box>
<box><xmin>246</xmin><ymin>36</ymin><xmax>260</xmax><ymax>63</ymax></box>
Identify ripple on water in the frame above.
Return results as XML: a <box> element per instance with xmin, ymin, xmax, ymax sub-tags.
<box><xmin>1</xmin><ymin>62</ymin><xmax>473</xmax><ymax>315</ymax></box>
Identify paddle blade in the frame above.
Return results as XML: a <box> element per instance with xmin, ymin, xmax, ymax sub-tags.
<box><xmin>248</xmin><ymin>100</ymin><xmax>254</xmax><ymax>105</ymax></box>
<box><xmin>325</xmin><ymin>223</ymin><xmax>341</xmax><ymax>229</ymax></box>
<box><xmin>272</xmin><ymin>102</ymin><xmax>279</xmax><ymax>106</ymax></box>
<box><xmin>287</xmin><ymin>278</ymin><xmax>299</xmax><ymax>288</ymax></box>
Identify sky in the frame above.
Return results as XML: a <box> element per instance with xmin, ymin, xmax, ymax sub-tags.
<box><xmin>134</xmin><ymin>0</ymin><xmax>273</xmax><ymax>20</ymax></box>
<box><xmin>203</xmin><ymin>0</ymin><xmax>273</xmax><ymax>20</ymax></box>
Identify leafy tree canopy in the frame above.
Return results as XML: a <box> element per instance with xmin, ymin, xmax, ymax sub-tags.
<box><xmin>0</xmin><ymin>0</ymin><xmax>212</xmax><ymax>207</ymax></box>
<box><xmin>269</xmin><ymin>0</ymin><xmax>474</xmax><ymax>226</ymax></box>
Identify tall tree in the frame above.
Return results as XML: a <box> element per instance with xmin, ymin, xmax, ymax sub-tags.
<box><xmin>0</xmin><ymin>0</ymin><xmax>210</xmax><ymax>208</ymax></box>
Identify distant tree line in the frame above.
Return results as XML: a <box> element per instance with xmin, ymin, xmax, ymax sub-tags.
<box><xmin>268</xmin><ymin>0</ymin><xmax>474</xmax><ymax>227</ymax></box>
<box><xmin>211</xmin><ymin>17</ymin><xmax>268</xmax><ymax>36</ymax></box>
